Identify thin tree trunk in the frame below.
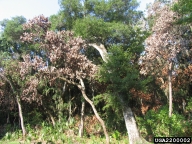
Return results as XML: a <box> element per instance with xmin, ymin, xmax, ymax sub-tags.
<box><xmin>78</xmin><ymin>78</ymin><xmax>110</xmax><ymax>144</ymax></box>
<box><xmin>7</xmin><ymin>93</ymin><xmax>10</xmax><ymax>124</ymax></box>
<box><xmin>16</xmin><ymin>95</ymin><xmax>26</xmax><ymax>137</ymax></box>
<box><xmin>42</xmin><ymin>102</ymin><xmax>56</xmax><ymax>126</ymax></box>
<box><xmin>47</xmin><ymin>110</ymin><xmax>55</xmax><ymax>126</ymax></box>
<box><xmin>68</xmin><ymin>87</ymin><xmax>72</xmax><ymax>121</ymax></box>
<box><xmin>7</xmin><ymin>113</ymin><xmax>10</xmax><ymax>124</ymax></box>
<box><xmin>0</xmin><ymin>73</ymin><xmax>26</xmax><ymax>137</ymax></box>
<box><xmin>168</xmin><ymin>62</ymin><xmax>173</xmax><ymax>117</ymax></box>
<box><xmin>62</xmin><ymin>82</ymin><xmax>67</xmax><ymax>94</ymax></box>
<box><xmin>79</xmin><ymin>101</ymin><xmax>85</xmax><ymax>137</ymax></box>
<box><xmin>59</xmin><ymin>77</ymin><xmax>110</xmax><ymax>143</ymax></box>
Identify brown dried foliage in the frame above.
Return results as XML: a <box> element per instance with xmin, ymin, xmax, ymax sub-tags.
<box><xmin>140</xmin><ymin>1</ymin><xmax>191</xmax><ymax>88</ymax></box>
<box><xmin>173</xmin><ymin>64</ymin><xmax>192</xmax><ymax>91</ymax></box>
<box><xmin>19</xmin><ymin>15</ymin><xmax>97</xmax><ymax>102</ymax></box>
<box><xmin>74</xmin><ymin>115</ymin><xmax>102</xmax><ymax>136</ymax></box>
<box><xmin>130</xmin><ymin>88</ymin><xmax>162</xmax><ymax>115</ymax></box>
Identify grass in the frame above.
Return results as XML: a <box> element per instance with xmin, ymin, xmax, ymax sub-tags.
<box><xmin>0</xmin><ymin>141</ymin><xmax>20</xmax><ymax>144</ymax></box>
<box><xmin>0</xmin><ymin>121</ymin><xmax>129</xmax><ymax>144</ymax></box>
<box><xmin>0</xmin><ymin>136</ymin><xmax>129</xmax><ymax>144</ymax></box>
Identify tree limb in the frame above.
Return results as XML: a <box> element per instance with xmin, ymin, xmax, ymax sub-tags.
<box><xmin>58</xmin><ymin>77</ymin><xmax>80</xmax><ymax>87</ymax></box>
<box><xmin>88</xmin><ymin>43</ymin><xmax>108</xmax><ymax>63</ymax></box>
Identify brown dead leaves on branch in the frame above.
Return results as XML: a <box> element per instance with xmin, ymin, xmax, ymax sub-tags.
<box><xmin>130</xmin><ymin>88</ymin><xmax>162</xmax><ymax>115</ymax></box>
<box><xmin>140</xmin><ymin>1</ymin><xmax>191</xmax><ymax>85</ymax></box>
<box><xmin>19</xmin><ymin>15</ymin><xmax>97</xmax><ymax>101</ymax></box>
<box><xmin>19</xmin><ymin>16</ymin><xmax>109</xmax><ymax>142</ymax></box>
<box><xmin>173</xmin><ymin>64</ymin><xmax>192</xmax><ymax>89</ymax></box>
<box><xmin>21</xmin><ymin>77</ymin><xmax>42</xmax><ymax>104</ymax></box>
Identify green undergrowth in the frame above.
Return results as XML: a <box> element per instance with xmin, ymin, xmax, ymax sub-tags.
<box><xmin>0</xmin><ymin>121</ymin><xmax>129</xmax><ymax>144</ymax></box>
<box><xmin>136</xmin><ymin>105</ymin><xmax>192</xmax><ymax>142</ymax></box>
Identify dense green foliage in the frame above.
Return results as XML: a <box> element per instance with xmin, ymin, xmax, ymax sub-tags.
<box><xmin>0</xmin><ymin>16</ymin><xmax>26</xmax><ymax>54</ymax></box>
<box><xmin>172</xmin><ymin>0</ymin><xmax>192</xmax><ymax>24</ymax></box>
<box><xmin>137</xmin><ymin>106</ymin><xmax>192</xmax><ymax>137</ymax></box>
<box><xmin>98</xmin><ymin>45</ymin><xmax>142</xmax><ymax>102</ymax></box>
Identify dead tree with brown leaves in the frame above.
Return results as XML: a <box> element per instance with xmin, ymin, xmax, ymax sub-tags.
<box><xmin>20</xmin><ymin>15</ymin><xmax>110</xmax><ymax>144</ymax></box>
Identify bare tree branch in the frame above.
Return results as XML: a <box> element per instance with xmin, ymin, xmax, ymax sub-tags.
<box><xmin>88</xmin><ymin>43</ymin><xmax>108</xmax><ymax>63</ymax></box>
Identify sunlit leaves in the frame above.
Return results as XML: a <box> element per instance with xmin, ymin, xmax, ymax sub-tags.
<box><xmin>73</xmin><ymin>16</ymin><xmax>110</xmax><ymax>43</ymax></box>
<box><xmin>0</xmin><ymin>16</ymin><xmax>26</xmax><ymax>42</ymax></box>
<box><xmin>172</xmin><ymin>0</ymin><xmax>192</xmax><ymax>24</ymax></box>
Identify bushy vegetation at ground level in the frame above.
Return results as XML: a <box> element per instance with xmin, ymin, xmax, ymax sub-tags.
<box><xmin>0</xmin><ymin>105</ymin><xmax>191</xmax><ymax>144</ymax></box>
<box><xmin>0</xmin><ymin>117</ymin><xmax>129</xmax><ymax>144</ymax></box>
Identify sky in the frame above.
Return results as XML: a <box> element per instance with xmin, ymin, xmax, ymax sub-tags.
<box><xmin>0</xmin><ymin>0</ymin><xmax>60</xmax><ymax>21</ymax></box>
<box><xmin>0</xmin><ymin>0</ymin><xmax>154</xmax><ymax>21</ymax></box>
<box><xmin>138</xmin><ymin>0</ymin><xmax>155</xmax><ymax>12</ymax></box>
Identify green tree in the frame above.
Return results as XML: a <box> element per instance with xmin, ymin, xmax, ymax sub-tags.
<box><xmin>172</xmin><ymin>0</ymin><xmax>192</xmax><ymax>24</ymax></box>
<box><xmin>0</xmin><ymin>17</ymin><xmax>28</xmax><ymax>137</ymax></box>
<box><xmin>0</xmin><ymin>16</ymin><xmax>26</xmax><ymax>54</ymax></box>
<box><xmin>96</xmin><ymin>26</ymin><xmax>148</xmax><ymax>143</ymax></box>
<box><xmin>53</xmin><ymin>0</ymin><xmax>142</xmax><ymax>30</ymax></box>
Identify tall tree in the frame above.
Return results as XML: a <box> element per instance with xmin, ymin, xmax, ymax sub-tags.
<box><xmin>0</xmin><ymin>16</ymin><xmax>28</xmax><ymax>137</ymax></box>
<box><xmin>97</xmin><ymin>43</ymin><xmax>148</xmax><ymax>143</ymax></box>
<box><xmin>20</xmin><ymin>15</ymin><xmax>110</xmax><ymax>143</ymax></box>
<box><xmin>171</xmin><ymin>0</ymin><xmax>192</xmax><ymax>114</ymax></box>
<box><xmin>140</xmin><ymin>1</ymin><xmax>191</xmax><ymax>117</ymax></box>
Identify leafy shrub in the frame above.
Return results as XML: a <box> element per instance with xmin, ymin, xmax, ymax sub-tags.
<box><xmin>112</xmin><ymin>130</ymin><xmax>121</xmax><ymax>140</ymax></box>
<box><xmin>186</xmin><ymin>97</ymin><xmax>192</xmax><ymax>114</ymax></box>
<box><xmin>137</xmin><ymin>105</ymin><xmax>190</xmax><ymax>138</ymax></box>
<box><xmin>24</xmin><ymin>109</ymin><xmax>43</xmax><ymax>126</ymax></box>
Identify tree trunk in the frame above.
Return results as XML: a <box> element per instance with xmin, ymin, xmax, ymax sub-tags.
<box><xmin>123</xmin><ymin>107</ymin><xmax>142</xmax><ymax>144</ymax></box>
<box><xmin>47</xmin><ymin>110</ymin><xmax>55</xmax><ymax>126</ymax></box>
<box><xmin>16</xmin><ymin>95</ymin><xmax>26</xmax><ymax>137</ymax></box>
<box><xmin>118</xmin><ymin>96</ymin><xmax>141</xmax><ymax>144</ymax></box>
<box><xmin>78</xmin><ymin>78</ymin><xmax>110</xmax><ymax>144</ymax></box>
<box><xmin>42</xmin><ymin>102</ymin><xmax>56</xmax><ymax>126</ymax></box>
<box><xmin>88</xmin><ymin>43</ymin><xmax>108</xmax><ymax>63</ymax></box>
<box><xmin>7</xmin><ymin>113</ymin><xmax>10</xmax><ymax>124</ymax></box>
<box><xmin>0</xmin><ymin>73</ymin><xmax>26</xmax><ymax>137</ymax></box>
<box><xmin>58</xmin><ymin>77</ymin><xmax>109</xmax><ymax>143</ymax></box>
<box><xmin>79</xmin><ymin>101</ymin><xmax>85</xmax><ymax>137</ymax></box>
<box><xmin>68</xmin><ymin>87</ymin><xmax>72</xmax><ymax>121</ymax></box>
<box><xmin>168</xmin><ymin>62</ymin><xmax>173</xmax><ymax>117</ymax></box>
